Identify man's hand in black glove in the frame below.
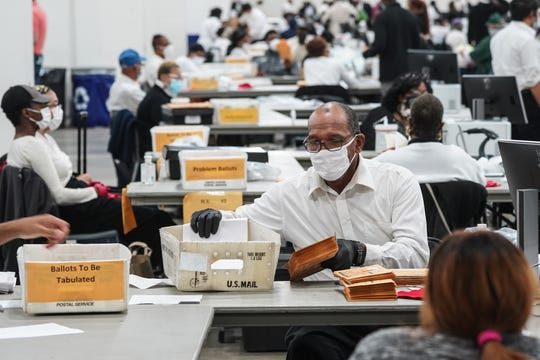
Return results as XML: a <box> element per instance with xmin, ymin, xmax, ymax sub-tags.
<box><xmin>190</xmin><ymin>208</ymin><xmax>222</xmax><ymax>238</ymax></box>
<box><xmin>321</xmin><ymin>239</ymin><xmax>366</xmax><ymax>271</ymax></box>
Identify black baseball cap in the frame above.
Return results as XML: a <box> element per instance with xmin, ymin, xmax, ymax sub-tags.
<box><xmin>1</xmin><ymin>85</ymin><xmax>52</xmax><ymax>116</ymax></box>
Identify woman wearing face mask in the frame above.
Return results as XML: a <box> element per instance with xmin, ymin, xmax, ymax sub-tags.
<box><xmin>360</xmin><ymin>72</ymin><xmax>432</xmax><ymax>151</ymax></box>
<box><xmin>34</xmin><ymin>85</ymin><xmax>94</xmax><ymax>186</ymax></box>
<box><xmin>174</xmin><ymin>43</ymin><xmax>206</xmax><ymax>77</ymax></box>
<box><xmin>137</xmin><ymin>61</ymin><xmax>182</xmax><ymax>154</ymax></box>
<box><xmin>226</xmin><ymin>28</ymin><xmax>252</xmax><ymax>58</ymax></box>
<box><xmin>2</xmin><ymin>84</ymin><xmax>176</xmax><ymax>275</ymax></box>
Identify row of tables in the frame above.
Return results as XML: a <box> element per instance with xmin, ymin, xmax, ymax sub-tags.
<box><xmin>0</xmin><ymin>281</ymin><xmax>421</xmax><ymax>359</ymax></box>
<box><xmin>3</xmin><ymin>281</ymin><xmax>539</xmax><ymax>358</ymax></box>
<box><xmin>126</xmin><ymin>149</ymin><xmax>511</xmax><ymax>206</ymax></box>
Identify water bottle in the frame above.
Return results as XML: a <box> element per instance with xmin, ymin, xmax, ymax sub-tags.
<box><xmin>140</xmin><ymin>154</ymin><xmax>156</xmax><ymax>185</ymax></box>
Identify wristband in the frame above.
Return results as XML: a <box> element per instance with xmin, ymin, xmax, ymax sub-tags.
<box><xmin>353</xmin><ymin>242</ymin><xmax>367</xmax><ymax>266</ymax></box>
<box><xmin>477</xmin><ymin>330</ymin><xmax>501</xmax><ymax>347</ymax></box>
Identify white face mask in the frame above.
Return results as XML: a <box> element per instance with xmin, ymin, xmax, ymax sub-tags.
<box><xmin>27</xmin><ymin>107</ymin><xmax>52</xmax><ymax>130</ymax></box>
<box><xmin>309</xmin><ymin>136</ymin><xmax>357</xmax><ymax>181</ymax></box>
<box><xmin>48</xmin><ymin>105</ymin><xmax>63</xmax><ymax>131</ymax></box>
<box><xmin>192</xmin><ymin>56</ymin><xmax>205</xmax><ymax>65</ymax></box>
<box><xmin>163</xmin><ymin>44</ymin><xmax>175</xmax><ymax>59</ymax></box>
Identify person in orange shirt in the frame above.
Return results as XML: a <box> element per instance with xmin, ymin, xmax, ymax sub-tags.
<box><xmin>33</xmin><ymin>0</ymin><xmax>47</xmax><ymax>85</ymax></box>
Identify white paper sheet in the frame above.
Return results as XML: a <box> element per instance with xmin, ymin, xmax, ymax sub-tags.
<box><xmin>182</xmin><ymin>218</ymin><xmax>248</xmax><ymax>242</ymax></box>
<box><xmin>0</xmin><ymin>323</ymin><xmax>83</xmax><ymax>339</ymax></box>
<box><xmin>0</xmin><ymin>299</ymin><xmax>22</xmax><ymax>309</ymax></box>
<box><xmin>128</xmin><ymin>294</ymin><xmax>202</xmax><ymax>305</ymax></box>
<box><xmin>0</xmin><ymin>271</ymin><xmax>16</xmax><ymax>293</ymax></box>
<box><xmin>128</xmin><ymin>274</ymin><xmax>174</xmax><ymax>289</ymax></box>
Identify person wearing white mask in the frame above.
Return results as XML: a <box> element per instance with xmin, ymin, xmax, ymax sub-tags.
<box><xmin>143</xmin><ymin>34</ymin><xmax>174</xmax><ymax>88</ymax></box>
<box><xmin>137</xmin><ymin>61</ymin><xmax>183</xmax><ymax>154</ymax></box>
<box><xmin>33</xmin><ymin>85</ymin><xmax>94</xmax><ymax>186</ymax></box>
<box><xmin>189</xmin><ymin>102</ymin><xmax>428</xmax><ymax>360</ymax></box>
<box><xmin>107</xmin><ymin>48</ymin><xmax>146</xmax><ymax>116</ymax></box>
<box><xmin>2</xmin><ymin>84</ymin><xmax>176</xmax><ymax>275</ymax></box>
<box><xmin>174</xmin><ymin>43</ymin><xmax>206</xmax><ymax>77</ymax></box>
<box><xmin>239</xmin><ymin>3</ymin><xmax>269</xmax><ymax>41</ymax></box>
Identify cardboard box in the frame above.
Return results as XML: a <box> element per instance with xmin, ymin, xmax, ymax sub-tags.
<box><xmin>210</xmin><ymin>98</ymin><xmax>259</xmax><ymax>124</ymax></box>
<box><xmin>188</xmin><ymin>76</ymin><xmax>219</xmax><ymax>90</ymax></box>
<box><xmin>180</xmin><ymin>149</ymin><xmax>247</xmax><ymax>190</ymax></box>
<box><xmin>162</xmin><ymin>102</ymin><xmax>214</xmax><ymax>125</ymax></box>
<box><xmin>150</xmin><ymin>125</ymin><xmax>210</xmax><ymax>153</ymax></box>
<box><xmin>17</xmin><ymin>244</ymin><xmax>131</xmax><ymax>314</ymax></box>
<box><xmin>160</xmin><ymin>220</ymin><xmax>280</xmax><ymax>291</ymax></box>
<box><xmin>164</xmin><ymin>145</ymin><xmax>268</xmax><ymax>180</ymax></box>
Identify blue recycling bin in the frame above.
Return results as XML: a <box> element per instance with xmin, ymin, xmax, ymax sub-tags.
<box><xmin>72</xmin><ymin>69</ymin><xmax>115</xmax><ymax>127</ymax></box>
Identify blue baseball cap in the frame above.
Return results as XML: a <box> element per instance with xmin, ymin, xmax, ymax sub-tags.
<box><xmin>118</xmin><ymin>49</ymin><xmax>146</xmax><ymax>67</ymax></box>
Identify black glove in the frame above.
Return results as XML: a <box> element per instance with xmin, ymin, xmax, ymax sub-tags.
<box><xmin>321</xmin><ymin>239</ymin><xmax>366</xmax><ymax>271</ymax></box>
<box><xmin>190</xmin><ymin>208</ymin><xmax>222</xmax><ymax>238</ymax></box>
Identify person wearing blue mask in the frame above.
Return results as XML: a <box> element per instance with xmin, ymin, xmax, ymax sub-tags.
<box><xmin>136</xmin><ymin>61</ymin><xmax>182</xmax><ymax>154</ymax></box>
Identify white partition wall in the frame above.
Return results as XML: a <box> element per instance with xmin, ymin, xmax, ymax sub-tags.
<box><xmin>0</xmin><ymin>0</ymin><xmax>33</xmax><ymax>156</ymax></box>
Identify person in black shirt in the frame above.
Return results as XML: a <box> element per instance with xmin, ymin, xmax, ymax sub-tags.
<box><xmin>136</xmin><ymin>61</ymin><xmax>181</xmax><ymax>154</ymax></box>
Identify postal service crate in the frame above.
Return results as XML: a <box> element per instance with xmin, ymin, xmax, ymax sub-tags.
<box><xmin>160</xmin><ymin>220</ymin><xmax>280</xmax><ymax>291</ymax></box>
<box><xmin>17</xmin><ymin>243</ymin><xmax>131</xmax><ymax>314</ymax></box>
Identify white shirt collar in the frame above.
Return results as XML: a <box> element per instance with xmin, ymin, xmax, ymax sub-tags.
<box><xmin>307</xmin><ymin>154</ymin><xmax>376</xmax><ymax>196</ymax></box>
<box><xmin>509</xmin><ymin>20</ymin><xmax>536</xmax><ymax>36</ymax></box>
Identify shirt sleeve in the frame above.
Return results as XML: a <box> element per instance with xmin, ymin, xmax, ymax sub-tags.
<box><xmin>223</xmin><ymin>183</ymin><xmax>285</xmax><ymax>236</ymax></box>
<box><xmin>21</xmin><ymin>137</ymin><xmax>97</xmax><ymax>206</ymax></box>
<box><xmin>363</xmin><ymin>171</ymin><xmax>429</xmax><ymax>268</ymax></box>
<box><xmin>339</xmin><ymin>63</ymin><xmax>363</xmax><ymax>89</ymax></box>
<box><xmin>519</xmin><ymin>38</ymin><xmax>540</xmax><ymax>89</ymax></box>
<box><xmin>363</xmin><ymin>16</ymin><xmax>386</xmax><ymax>58</ymax></box>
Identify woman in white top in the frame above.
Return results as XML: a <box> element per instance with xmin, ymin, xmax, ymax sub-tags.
<box><xmin>226</xmin><ymin>28</ymin><xmax>252</xmax><ymax>58</ymax></box>
<box><xmin>302</xmin><ymin>36</ymin><xmax>362</xmax><ymax>89</ymax></box>
<box><xmin>2</xmin><ymin>84</ymin><xmax>174</xmax><ymax>273</ymax></box>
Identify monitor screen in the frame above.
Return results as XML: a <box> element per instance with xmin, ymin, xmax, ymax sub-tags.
<box><xmin>498</xmin><ymin>139</ymin><xmax>540</xmax><ymax>207</ymax></box>
<box><xmin>407</xmin><ymin>50</ymin><xmax>459</xmax><ymax>84</ymax></box>
<box><xmin>462</xmin><ymin>75</ymin><xmax>528</xmax><ymax>124</ymax></box>
<box><xmin>499</xmin><ymin>139</ymin><xmax>540</xmax><ymax>259</ymax></box>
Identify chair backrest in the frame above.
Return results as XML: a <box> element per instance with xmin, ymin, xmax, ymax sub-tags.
<box><xmin>420</xmin><ymin>180</ymin><xmax>487</xmax><ymax>240</ymax></box>
<box><xmin>108</xmin><ymin>109</ymin><xmax>142</xmax><ymax>188</ymax></box>
<box><xmin>0</xmin><ymin>166</ymin><xmax>59</xmax><ymax>276</ymax></box>
<box><xmin>295</xmin><ymin>85</ymin><xmax>351</xmax><ymax>104</ymax></box>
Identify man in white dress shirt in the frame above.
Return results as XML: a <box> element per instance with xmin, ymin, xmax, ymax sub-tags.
<box><xmin>240</xmin><ymin>3</ymin><xmax>269</xmax><ymax>41</ymax></box>
<box><xmin>491</xmin><ymin>0</ymin><xmax>540</xmax><ymax>140</ymax></box>
<box><xmin>375</xmin><ymin>93</ymin><xmax>485</xmax><ymax>185</ymax></box>
<box><xmin>199</xmin><ymin>8</ymin><xmax>222</xmax><ymax>52</ymax></box>
<box><xmin>191</xmin><ymin>102</ymin><xmax>428</xmax><ymax>360</ymax></box>
<box><xmin>143</xmin><ymin>34</ymin><xmax>172</xmax><ymax>88</ymax></box>
<box><xmin>107</xmin><ymin>49</ymin><xmax>146</xmax><ymax>116</ymax></box>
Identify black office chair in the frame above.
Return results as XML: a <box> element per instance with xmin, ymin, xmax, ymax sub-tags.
<box><xmin>0</xmin><ymin>166</ymin><xmax>119</xmax><ymax>278</ymax></box>
<box><xmin>108</xmin><ymin>109</ymin><xmax>143</xmax><ymax>188</ymax></box>
<box><xmin>420</xmin><ymin>180</ymin><xmax>487</xmax><ymax>240</ymax></box>
<box><xmin>295</xmin><ymin>85</ymin><xmax>351</xmax><ymax>104</ymax></box>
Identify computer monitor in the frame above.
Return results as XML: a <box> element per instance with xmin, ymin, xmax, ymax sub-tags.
<box><xmin>462</xmin><ymin>75</ymin><xmax>528</xmax><ymax>124</ymax></box>
<box><xmin>498</xmin><ymin>139</ymin><xmax>540</xmax><ymax>263</ymax></box>
<box><xmin>407</xmin><ymin>49</ymin><xmax>459</xmax><ymax>84</ymax></box>
<box><xmin>499</xmin><ymin>139</ymin><xmax>540</xmax><ymax>206</ymax></box>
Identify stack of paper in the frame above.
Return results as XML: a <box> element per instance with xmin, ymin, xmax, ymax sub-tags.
<box><xmin>0</xmin><ymin>272</ymin><xmax>16</xmax><ymax>294</ymax></box>
<box><xmin>391</xmin><ymin>269</ymin><xmax>428</xmax><ymax>286</ymax></box>
<box><xmin>343</xmin><ymin>279</ymin><xmax>397</xmax><ymax>301</ymax></box>
<box><xmin>333</xmin><ymin>265</ymin><xmax>397</xmax><ymax>301</ymax></box>
<box><xmin>284</xmin><ymin>235</ymin><xmax>338</xmax><ymax>282</ymax></box>
<box><xmin>333</xmin><ymin>264</ymin><xmax>395</xmax><ymax>285</ymax></box>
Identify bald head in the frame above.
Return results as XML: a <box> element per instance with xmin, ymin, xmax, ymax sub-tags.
<box><xmin>308</xmin><ymin>102</ymin><xmax>359</xmax><ymax>134</ymax></box>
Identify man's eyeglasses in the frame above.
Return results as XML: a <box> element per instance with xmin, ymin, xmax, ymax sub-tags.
<box><xmin>303</xmin><ymin>134</ymin><xmax>356</xmax><ymax>153</ymax></box>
